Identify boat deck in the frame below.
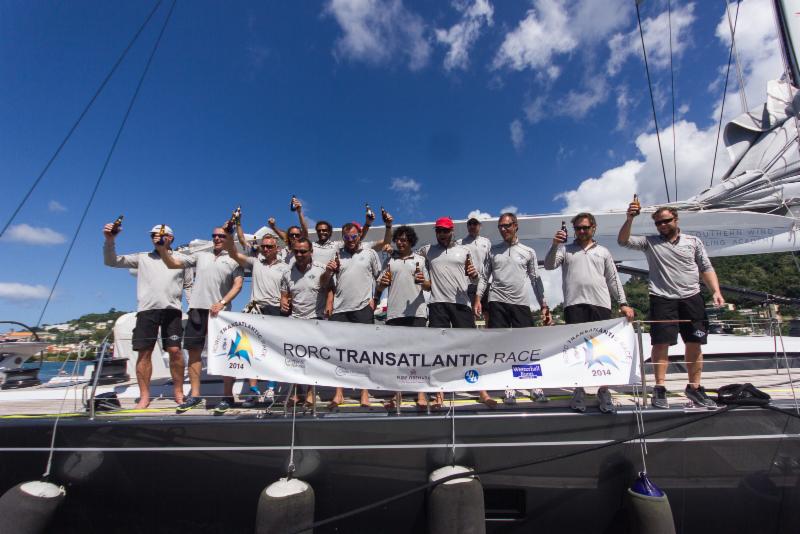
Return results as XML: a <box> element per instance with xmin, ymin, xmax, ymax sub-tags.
<box><xmin>0</xmin><ymin>363</ymin><xmax>797</xmax><ymax>419</ymax></box>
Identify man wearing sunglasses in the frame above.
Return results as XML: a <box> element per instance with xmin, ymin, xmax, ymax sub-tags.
<box><xmin>103</xmin><ymin>222</ymin><xmax>192</xmax><ymax>409</ymax></box>
<box><xmin>546</xmin><ymin>212</ymin><xmax>633</xmax><ymax>414</ymax></box>
<box><xmin>474</xmin><ymin>212</ymin><xmax>550</xmax><ymax>405</ymax></box>
<box><xmin>226</xmin><ymin>233</ymin><xmax>289</xmax><ymax>405</ymax></box>
<box><xmin>158</xmin><ymin>227</ymin><xmax>244</xmax><ymax>414</ymax></box>
<box><xmin>618</xmin><ymin>205</ymin><xmax>724</xmax><ymax>409</ymax></box>
<box><xmin>419</xmin><ymin>216</ymin><xmax>496</xmax><ymax>407</ymax></box>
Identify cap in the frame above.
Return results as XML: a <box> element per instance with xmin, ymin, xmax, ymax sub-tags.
<box><xmin>434</xmin><ymin>217</ymin><xmax>454</xmax><ymax>230</ymax></box>
<box><xmin>350</xmin><ymin>221</ymin><xmax>362</xmax><ymax>233</ymax></box>
<box><xmin>467</xmin><ymin>217</ymin><xmax>481</xmax><ymax>225</ymax></box>
<box><xmin>150</xmin><ymin>225</ymin><xmax>174</xmax><ymax>236</ymax></box>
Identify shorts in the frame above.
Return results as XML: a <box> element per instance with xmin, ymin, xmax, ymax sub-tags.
<box><xmin>649</xmin><ymin>293</ymin><xmax>708</xmax><ymax>346</ymax></box>
<box><xmin>385</xmin><ymin>316</ymin><xmax>427</xmax><ymax>327</ymax></box>
<box><xmin>183</xmin><ymin>308</ymin><xmax>210</xmax><ymax>349</ymax></box>
<box><xmin>255</xmin><ymin>304</ymin><xmax>283</xmax><ymax>317</ymax></box>
<box><xmin>564</xmin><ymin>304</ymin><xmax>612</xmax><ymax>325</ymax></box>
<box><xmin>330</xmin><ymin>304</ymin><xmax>375</xmax><ymax>324</ymax></box>
<box><xmin>485</xmin><ymin>302</ymin><xmax>534</xmax><ymax>328</ymax></box>
<box><xmin>428</xmin><ymin>303</ymin><xmax>475</xmax><ymax>329</ymax></box>
<box><xmin>131</xmin><ymin>308</ymin><xmax>183</xmax><ymax>352</ymax></box>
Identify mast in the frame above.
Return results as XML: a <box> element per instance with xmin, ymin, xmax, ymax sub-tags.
<box><xmin>773</xmin><ymin>0</ymin><xmax>800</xmax><ymax>88</ymax></box>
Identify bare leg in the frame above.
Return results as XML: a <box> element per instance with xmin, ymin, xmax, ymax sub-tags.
<box><xmin>360</xmin><ymin>389</ymin><xmax>371</xmax><ymax>407</ymax></box>
<box><xmin>223</xmin><ymin>376</ymin><xmax>235</xmax><ymax>398</ymax></box>
<box><xmin>305</xmin><ymin>386</ymin><xmax>315</xmax><ymax>406</ymax></box>
<box><xmin>187</xmin><ymin>347</ymin><xmax>203</xmax><ymax>397</ymax></box>
<box><xmin>248</xmin><ymin>378</ymin><xmax>259</xmax><ymax>388</ymax></box>
<box><xmin>166</xmin><ymin>347</ymin><xmax>185</xmax><ymax>404</ymax></box>
<box><xmin>684</xmin><ymin>342</ymin><xmax>703</xmax><ymax>388</ymax></box>
<box><xmin>135</xmin><ymin>349</ymin><xmax>153</xmax><ymax>409</ymax></box>
<box><xmin>651</xmin><ymin>344</ymin><xmax>670</xmax><ymax>385</ymax></box>
<box><xmin>416</xmin><ymin>392</ymin><xmax>428</xmax><ymax>407</ymax></box>
<box><xmin>479</xmin><ymin>390</ymin><xmax>497</xmax><ymax>408</ymax></box>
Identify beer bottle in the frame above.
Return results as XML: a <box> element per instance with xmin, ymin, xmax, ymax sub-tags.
<box><xmin>334</xmin><ymin>251</ymin><xmax>341</xmax><ymax>273</ymax></box>
<box><xmin>290</xmin><ymin>195</ymin><xmax>297</xmax><ymax>212</ymax></box>
<box><xmin>233</xmin><ymin>206</ymin><xmax>242</xmax><ymax>224</ymax></box>
<box><xmin>385</xmin><ymin>262</ymin><xmax>392</xmax><ymax>284</ymax></box>
<box><xmin>380</xmin><ymin>205</ymin><xmax>388</xmax><ymax>221</ymax></box>
<box><xmin>414</xmin><ymin>261</ymin><xmax>423</xmax><ymax>285</ymax></box>
<box><xmin>157</xmin><ymin>224</ymin><xmax>166</xmax><ymax>245</ymax></box>
<box><xmin>365</xmin><ymin>203</ymin><xmax>376</xmax><ymax>221</ymax></box>
<box><xmin>560</xmin><ymin>220</ymin><xmax>568</xmax><ymax>241</ymax></box>
<box><xmin>632</xmin><ymin>194</ymin><xmax>641</xmax><ymax>216</ymax></box>
<box><xmin>110</xmin><ymin>215</ymin><xmax>124</xmax><ymax>235</ymax></box>
<box><xmin>465</xmin><ymin>252</ymin><xmax>473</xmax><ymax>276</ymax></box>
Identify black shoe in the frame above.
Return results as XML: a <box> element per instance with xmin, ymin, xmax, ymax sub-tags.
<box><xmin>684</xmin><ymin>385</ymin><xmax>718</xmax><ymax>409</ymax></box>
<box><xmin>596</xmin><ymin>387</ymin><xmax>616</xmax><ymax>414</ymax></box>
<box><xmin>504</xmin><ymin>389</ymin><xmax>517</xmax><ymax>405</ymax></box>
<box><xmin>570</xmin><ymin>387</ymin><xmax>586</xmax><ymax>413</ymax></box>
<box><xmin>176</xmin><ymin>396</ymin><xmax>203</xmax><ymax>414</ymax></box>
<box><xmin>651</xmin><ymin>386</ymin><xmax>669</xmax><ymax>409</ymax></box>
<box><xmin>214</xmin><ymin>397</ymin><xmax>233</xmax><ymax>415</ymax></box>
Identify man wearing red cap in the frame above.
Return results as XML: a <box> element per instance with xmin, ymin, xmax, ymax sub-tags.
<box><xmin>418</xmin><ymin>216</ymin><xmax>497</xmax><ymax>407</ymax></box>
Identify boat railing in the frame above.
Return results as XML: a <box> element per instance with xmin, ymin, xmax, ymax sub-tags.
<box><xmin>87</xmin><ymin>333</ymin><xmax>113</xmax><ymax>420</ymax></box>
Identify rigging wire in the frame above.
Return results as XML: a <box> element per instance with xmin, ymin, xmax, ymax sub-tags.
<box><xmin>668</xmin><ymin>0</ymin><xmax>678</xmax><ymax>201</ymax></box>
<box><xmin>710</xmin><ymin>0</ymin><xmax>740</xmax><ymax>189</ymax></box>
<box><xmin>635</xmin><ymin>0</ymin><xmax>671</xmax><ymax>203</ymax></box>
<box><xmin>0</xmin><ymin>0</ymin><xmax>164</xmax><ymax>240</ymax></box>
<box><xmin>725</xmin><ymin>0</ymin><xmax>749</xmax><ymax>113</ymax></box>
<box><xmin>34</xmin><ymin>0</ymin><xmax>178</xmax><ymax>329</ymax></box>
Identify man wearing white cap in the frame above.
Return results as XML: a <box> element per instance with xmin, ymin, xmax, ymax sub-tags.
<box><xmin>158</xmin><ymin>226</ymin><xmax>244</xmax><ymax>414</ymax></box>
<box><xmin>103</xmin><ymin>222</ymin><xmax>191</xmax><ymax>409</ymax></box>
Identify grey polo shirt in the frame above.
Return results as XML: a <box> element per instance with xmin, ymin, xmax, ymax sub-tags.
<box><xmin>182</xmin><ymin>250</ymin><xmax>243</xmax><ymax>310</ymax></box>
<box><xmin>312</xmin><ymin>240</ymin><xmax>343</xmax><ymax>266</ymax></box>
<box><xmin>244</xmin><ymin>256</ymin><xmax>289</xmax><ymax>307</ymax></box>
<box><xmin>333</xmin><ymin>246</ymin><xmax>381</xmax><ymax>314</ymax></box>
<box><xmin>103</xmin><ymin>242</ymin><xmax>189</xmax><ymax>312</ymax></box>
<box><xmin>418</xmin><ymin>243</ymin><xmax>474</xmax><ymax>307</ymax></box>
<box><xmin>380</xmin><ymin>253</ymin><xmax>429</xmax><ymax>321</ymax></box>
<box><xmin>457</xmin><ymin>235</ymin><xmax>492</xmax><ymax>281</ymax></box>
<box><xmin>476</xmin><ymin>241</ymin><xmax>546</xmax><ymax>308</ymax></box>
<box><xmin>281</xmin><ymin>262</ymin><xmax>329</xmax><ymax>319</ymax></box>
<box><xmin>544</xmin><ymin>241</ymin><xmax>626</xmax><ymax>309</ymax></box>
<box><xmin>621</xmin><ymin>232</ymin><xmax>714</xmax><ymax>298</ymax></box>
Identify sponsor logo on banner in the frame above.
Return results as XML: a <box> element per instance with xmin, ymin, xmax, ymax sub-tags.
<box><xmin>512</xmin><ymin>364</ymin><xmax>542</xmax><ymax>379</ymax></box>
<box><xmin>210</xmin><ymin>320</ymin><xmax>267</xmax><ymax>364</ymax></box>
<box><xmin>464</xmin><ymin>369</ymin><xmax>479</xmax><ymax>384</ymax></box>
<box><xmin>285</xmin><ymin>358</ymin><xmax>306</xmax><ymax>369</ymax></box>
<box><xmin>562</xmin><ymin>324</ymin><xmax>633</xmax><ymax>370</ymax></box>
<box><xmin>397</xmin><ymin>368</ymin><xmax>430</xmax><ymax>384</ymax></box>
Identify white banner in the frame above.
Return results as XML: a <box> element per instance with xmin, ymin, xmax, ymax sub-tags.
<box><xmin>207</xmin><ymin>312</ymin><xmax>644</xmax><ymax>391</ymax></box>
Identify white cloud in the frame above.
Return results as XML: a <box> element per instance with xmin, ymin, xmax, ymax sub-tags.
<box><xmin>467</xmin><ymin>209</ymin><xmax>492</xmax><ymax>220</ymax></box>
<box><xmin>435</xmin><ymin>0</ymin><xmax>494</xmax><ymax>71</ymax></box>
<box><xmin>499</xmin><ymin>205</ymin><xmax>518</xmax><ymax>214</ymax></box>
<box><xmin>607</xmin><ymin>2</ymin><xmax>696</xmax><ymax>76</ymax></box>
<box><xmin>390</xmin><ymin>176</ymin><xmax>422</xmax><ymax>214</ymax></box>
<box><xmin>492</xmin><ymin>0</ymin><xmax>576</xmax><ymax>72</ymax></box>
<box><xmin>524</xmin><ymin>77</ymin><xmax>608</xmax><ymax>124</ymax></box>
<box><xmin>1</xmin><ymin>224</ymin><xmax>66</xmax><ymax>245</ymax></box>
<box><xmin>0</xmin><ymin>282</ymin><xmax>49</xmax><ymax>301</ymax></box>
<box><xmin>615</xmin><ymin>85</ymin><xmax>631</xmax><ymax>131</ymax></box>
<box><xmin>509</xmin><ymin>119</ymin><xmax>524</xmax><ymax>151</ymax></box>
<box><xmin>48</xmin><ymin>200</ymin><xmax>66</xmax><ymax>213</ymax></box>
<box><xmin>711</xmin><ymin>0</ymin><xmax>783</xmax><ymax>122</ymax></box>
<box><xmin>326</xmin><ymin>0</ymin><xmax>431</xmax><ymax>70</ymax></box>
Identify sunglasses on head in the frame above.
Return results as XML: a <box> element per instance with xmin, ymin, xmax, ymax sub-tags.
<box><xmin>654</xmin><ymin>217</ymin><xmax>675</xmax><ymax>226</ymax></box>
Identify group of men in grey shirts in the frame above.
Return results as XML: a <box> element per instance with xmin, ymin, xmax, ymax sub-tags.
<box><xmin>103</xmin><ymin>196</ymin><xmax>724</xmax><ymax>414</ymax></box>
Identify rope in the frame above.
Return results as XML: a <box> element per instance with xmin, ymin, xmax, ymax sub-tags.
<box><xmin>725</xmin><ymin>0</ymin><xmax>748</xmax><ymax>113</ymax></box>
<box><xmin>668</xmin><ymin>0</ymin><xmax>678</xmax><ymax>200</ymax></box>
<box><xmin>34</xmin><ymin>0</ymin><xmax>178</xmax><ymax>329</ymax></box>
<box><xmin>288</xmin><ymin>405</ymin><xmax>735</xmax><ymax>533</ymax></box>
<box><xmin>0</xmin><ymin>0</ymin><xmax>164</xmax><ymax>239</ymax></box>
<box><xmin>711</xmin><ymin>0</ymin><xmax>740</xmax><ymax>188</ymax></box>
<box><xmin>635</xmin><ymin>0</ymin><xmax>671</xmax><ymax>203</ymax></box>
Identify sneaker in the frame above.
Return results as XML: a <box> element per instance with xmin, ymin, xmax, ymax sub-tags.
<box><xmin>504</xmin><ymin>389</ymin><xmax>517</xmax><ymax>405</ymax></box>
<box><xmin>596</xmin><ymin>386</ymin><xmax>616</xmax><ymax>414</ymax></box>
<box><xmin>176</xmin><ymin>396</ymin><xmax>203</xmax><ymax>414</ymax></box>
<box><xmin>570</xmin><ymin>387</ymin><xmax>586</xmax><ymax>413</ymax></box>
<box><xmin>264</xmin><ymin>387</ymin><xmax>275</xmax><ymax>401</ymax></box>
<box><xmin>530</xmin><ymin>388</ymin><xmax>549</xmax><ymax>403</ymax></box>
<box><xmin>684</xmin><ymin>385</ymin><xmax>718</xmax><ymax>409</ymax></box>
<box><xmin>651</xmin><ymin>386</ymin><xmax>669</xmax><ymax>409</ymax></box>
<box><xmin>214</xmin><ymin>397</ymin><xmax>233</xmax><ymax>415</ymax></box>
<box><xmin>242</xmin><ymin>386</ymin><xmax>261</xmax><ymax>408</ymax></box>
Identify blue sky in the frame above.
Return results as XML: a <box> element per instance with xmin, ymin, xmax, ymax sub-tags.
<box><xmin>0</xmin><ymin>0</ymin><xmax>783</xmax><ymax>324</ymax></box>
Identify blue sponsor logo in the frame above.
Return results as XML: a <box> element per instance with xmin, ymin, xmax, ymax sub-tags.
<box><xmin>464</xmin><ymin>369</ymin><xmax>479</xmax><ymax>384</ymax></box>
<box><xmin>512</xmin><ymin>364</ymin><xmax>542</xmax><ymax>379</ymax></box>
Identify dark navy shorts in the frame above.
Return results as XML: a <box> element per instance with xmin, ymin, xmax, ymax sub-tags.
<box><xmin>132</xmin><ymin>308</ymin><xmax>183</xmax><ymax>352</ymax></box>
<box><xmin>649</xmin><ymin>293</ymin><xmax>708</xmax><ymax>346</ymax></box>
